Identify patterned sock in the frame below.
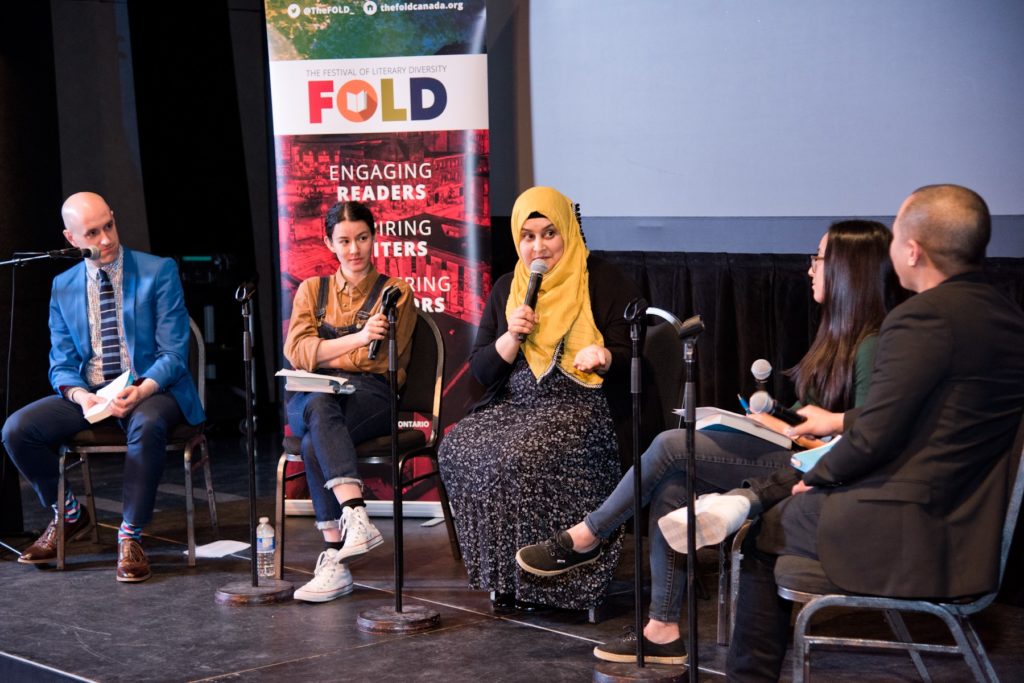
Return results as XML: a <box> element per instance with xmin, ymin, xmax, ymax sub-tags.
<box><xmin>118</xmin><ymin>520</ymin><xmax>143</xmax><ymax>542</ymax></box>
<box><xmin>324</xmin><ymin>540</ymin><xmax>344</xmax><ymax>552</ymax></box>
<box><xmin>340</xmin><ymin>497</ymin><xmax>365</xmax><ymax>510</ymax></box>
<box><xmin>51</xmin><ymin>489</ymin><xmax>81</xmax><ymax>523</ymax></box>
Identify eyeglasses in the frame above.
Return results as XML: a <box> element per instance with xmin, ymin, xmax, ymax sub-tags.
<box><xmin>808</xmin><ymin>254</ymin><xmax>825</xmax><ymax>269</ymax></box>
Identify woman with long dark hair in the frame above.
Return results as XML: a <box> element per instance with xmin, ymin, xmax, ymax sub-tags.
<box><xmin>517</xmin><ymin>220</ymin><xmax>899</xmax><ymax>664</ymax></box>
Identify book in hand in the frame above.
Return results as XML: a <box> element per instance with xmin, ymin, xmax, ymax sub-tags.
<box><xmin>276</xmin><ymin>369</ymin><xmax>355</xmax><ymax>395</ymax></box>
<box><xmin>83</xmin><ymin>370</ymin><xmax>132</xmax><ymax>424</ymax></box>
<box><xmin>790</xmin><ymin>437</ymin><xmax>840</xmax><ymax>472</ymax></box>
<box><xmin>674</xmin><ymin>406</ymin><xmax>794</xmax><ymax>449</ymax></box>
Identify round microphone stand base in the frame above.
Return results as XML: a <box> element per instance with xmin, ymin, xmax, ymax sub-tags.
<box><xmin>357</xmin><ymin>604</ymin><xmax>440</xmax><ymax>634</ymax></box>
<box><xmin>593</xmin><ymin>662</ymin><xmax>688</xmax><ymax>682</ymax></box>
<box><xmin>215</xmin><ymin>578</ymin><xmax>294</xmax><ymax>605</ymax></box>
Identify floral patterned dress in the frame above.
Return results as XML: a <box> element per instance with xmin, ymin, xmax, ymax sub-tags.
<box><xmin>439</xmin><ymin>357</ymin><xmax>623</xmax><ymax>610</ymax></box>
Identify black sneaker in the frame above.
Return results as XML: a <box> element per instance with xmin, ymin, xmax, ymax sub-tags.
<box><xmin>593</xmin><ymin>628</ymin><xmax>688</xmax><ymax>666</ymax></box>
<box><xmin>515</xmin><ymin>531</ymin><xmax>602</xmax><ymax>576</ymax></box>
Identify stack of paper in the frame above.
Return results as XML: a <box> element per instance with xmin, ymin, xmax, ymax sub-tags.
<box><xmin>275</xmin><ymin>369</ymin><xmax>355</xmax><ymax>394</ymax></box>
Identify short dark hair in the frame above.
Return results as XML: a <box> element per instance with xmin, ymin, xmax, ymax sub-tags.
<box><xmin>901</xmin><ymin>184</ymin><xmax>990</xmax><ymax>274</ymax></box>
<box><xmin>324</xmin><ymin>201</ymin><xmax>375</xmax><ymax>241</ymax></box>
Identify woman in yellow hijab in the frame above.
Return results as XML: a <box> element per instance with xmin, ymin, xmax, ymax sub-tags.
<box><xmin>439</xmin><ymin>187</ymin><xmax>642</xmax><ymax>612</ymax></box>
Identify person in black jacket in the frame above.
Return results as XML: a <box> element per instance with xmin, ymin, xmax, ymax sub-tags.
<box><xmin>438</xmin><ymin>186</ymin><xmax>640</xmax><ymax>612</ymax></box>
<box><xmin>727</xmin><ymin>184</ymin><xmax>1024</xmax><ymax>681</ymax></box>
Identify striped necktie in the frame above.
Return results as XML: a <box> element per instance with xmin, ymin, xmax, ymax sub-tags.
<box><xmin>98</xmin><ymin>268</ymin><xmax>123</xmax><ymax>381</ymax></box>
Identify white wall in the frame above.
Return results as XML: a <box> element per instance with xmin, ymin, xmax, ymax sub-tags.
<box><xmin>527</xmin><ymin>1</ymin><xmax>1024</xmax><ymax>253</ymax></box>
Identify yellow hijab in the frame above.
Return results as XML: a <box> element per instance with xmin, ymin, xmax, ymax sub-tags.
<box><xmin>507</xmin><ymin>186</ymin><xmax>604</xmax><ymax>386</ymax></box>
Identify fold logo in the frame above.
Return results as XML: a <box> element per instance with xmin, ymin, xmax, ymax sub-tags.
<box><xmin>308</xmin><ymin>78</ymin><xmax>448</xmax><ymax>124</ymax></box>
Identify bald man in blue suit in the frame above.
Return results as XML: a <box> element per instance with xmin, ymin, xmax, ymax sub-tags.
<box><xmin>2</xmin><ymin>192</ymin><xmax>203</xmax><ymax>582</ymax></box>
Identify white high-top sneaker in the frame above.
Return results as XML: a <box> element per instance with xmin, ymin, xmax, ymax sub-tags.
<box><xmin>293</xmin><ymin>549</ymin><xmax>354</xmax><ymax>602</ymax></box>
<box><xmin>337</xmin><ymin>506</ymin><xmax>384</xmax><ymax>561</ymax></box>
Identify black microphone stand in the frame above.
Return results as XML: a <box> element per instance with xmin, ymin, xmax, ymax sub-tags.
<box><xmin>596</xmin><ymin>302</ymin><xmax>686</xmax><ymax>683</ymax></box>
<box><xmin>216</xmin><ymin>283</ymin><xmax>292</xmax><ymax>604</ymax></box>
<box><xmin>0</xmin><ymin>252</ymin><xmax>85</xmax><ymax>550</ymax></box>
<box><xmin>358</xmin><ymin>304</ymin><xmax>440</xmax><ymax>633</ymax></box>
<box><xmin>0</xmin><ymin>256</ymin><xmax>37</xmax><ymax>550</ymax></box>
<box><xmin>681</xmin><ymin>319</ymin><xmax>704</xmax><ymax>683</ymax></box>
<box><xmin>0</xmin><ymin>254</ymin><xmax>60</xmax><ymax>268</ymax></box>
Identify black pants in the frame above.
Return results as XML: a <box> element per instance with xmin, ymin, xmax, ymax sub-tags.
<box><xmin>726</xmin><ymin>487</ymin><xmax>826</xmax><ymax>682</ymax></box>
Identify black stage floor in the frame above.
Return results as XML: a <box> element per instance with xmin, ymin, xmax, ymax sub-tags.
<box><xmin>2</xmin><ymin>432</ymin><xmax>1023</xmax><ymax>682</ymax></box>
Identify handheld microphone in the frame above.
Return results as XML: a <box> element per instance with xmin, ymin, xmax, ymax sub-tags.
<box><xmin>751</xmin><ymin>358</ymin><xmax>772</xmax><ymax>391</ymax></box>
<box><xmin>517</xmin><ymin>259</ymin><xmax>549</xmax><ymax>341</ymax></box>
<box><xmin>749</xmin><ymin>390</ymin><xmax>806</xmax><ymax>426</ymax></box>
<box><xmin>48</xmin><ymin>247</ymin><xmax>100</xmax><ymax>259</ymax></box>
<box><xmin>368</xmin><ymin>285</ymin><xmax>402</xmax><ymax>360</ymax></box>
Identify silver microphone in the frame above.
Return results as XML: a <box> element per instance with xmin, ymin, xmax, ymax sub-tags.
<box><xmin>47</xmin><ymin>247</ymin><xmax>100</xmax><ymax>259</ymax></box>
<box><xmin>751</xmin><ymin>358</ymin><xmax>772</xmax><ymax>391</ymax></box>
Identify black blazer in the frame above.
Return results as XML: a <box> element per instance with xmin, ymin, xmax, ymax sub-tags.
<box><xmin>805</xmin><ymin>272</ymin><xmax>1024</xmax><ymax>599</ymax></box>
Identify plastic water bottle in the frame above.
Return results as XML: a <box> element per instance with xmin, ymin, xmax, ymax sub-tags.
<box><xmin>256</xmin><ymin>517</ymin><xmax>275</xmax><ymax>579</ymax></box>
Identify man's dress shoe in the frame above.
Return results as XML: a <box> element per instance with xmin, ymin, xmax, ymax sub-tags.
<box><xmin>116</xmin><ymin>537</ymin><xmax>152</xmax><ymax>583</ymax></box>
<box><xmin>18</xmin><ymin>506</ymin><xmax>93</xmax><ymax>564</ymax></box>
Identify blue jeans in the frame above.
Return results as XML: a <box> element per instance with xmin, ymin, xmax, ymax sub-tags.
<box><xmin>2</xmin><ymin>392</ymin><xmax>184</xmax><ymax>527</ymax></box>
<box><xmin>286</xmin><ymin>373</ymin><xmax>392</xmax><ymax>527</ymax></box>
<box><xmin>584</xmin><ymin>428</ymin><xmax>793</xmax><ymax>623</ymax></box>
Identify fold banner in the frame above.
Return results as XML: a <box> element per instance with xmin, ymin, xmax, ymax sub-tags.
<box><xmin>264</xmin><ymin>0</ymin><xmax>490</xmax><ymax>503</ymax></box>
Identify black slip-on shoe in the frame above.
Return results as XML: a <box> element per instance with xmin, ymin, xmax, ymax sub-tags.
<box><xmin>593</xmin><ymin>628</ymin><xmax>688</xmax><ymax>666</ymax></box>
<box><xmin>515</xmin><ymin>530</ymin><xmax>601</xmax><ymax>577</ymax></box>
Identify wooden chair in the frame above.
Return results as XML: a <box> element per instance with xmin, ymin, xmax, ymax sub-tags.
<box><xmin>273</xmin><ymin>308</ymin><xmax>459</xmax><ymax>579</ymax></box>
<box><xmin>55</xmin><ymin>317</ymin><xmax>217</xmax><ymax>568</ymax></box>
<box><xmin>774</xmin><ymin>418</ymin><xmax>1024</xmax><ymax>682</ymax></box>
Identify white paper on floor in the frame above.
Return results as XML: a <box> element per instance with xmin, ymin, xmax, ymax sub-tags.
<box><xmin>182</xmin><ymin>540</ymin><xmax>251</xmax><ymax>558</ymax></box>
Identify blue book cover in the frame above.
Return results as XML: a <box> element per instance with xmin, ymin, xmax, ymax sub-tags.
<box><xmin>790</xmin><ymin>437</ymin><xmax>840</xmax><ymax>472</ymax></box>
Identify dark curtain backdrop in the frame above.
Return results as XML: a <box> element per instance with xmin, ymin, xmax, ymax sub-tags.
<box><xmin>596</xmin><ymin>251</ymin><xmax>1024</xmax><ymax>411</ymax></box>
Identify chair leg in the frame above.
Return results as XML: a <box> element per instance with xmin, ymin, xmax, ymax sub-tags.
<box><xmin>81</xmin><ymin>453</ymin><xmax>99</xmax><ymax>544</ymax></box>
<box><xmin>183</xmin><ymin>443</ymin><xmax>197</xmax><ymax>568</ymax></box>
<box><xmin>432</xmin><ymin>460</ymin><xmax>461</xmax><ymax>562</ymax></box>
<box><xmin>57</xmin><ymin>452</ymin><xmax>68</xmax><ymax>571</ymax></box>
<box><xmin>274</xmin><ymin>453</ymin><xmax>289</xmax><ymax>580</ymax></box>
<box><xmin>932</xmin><ymin>612</ymin><xmax>999</xmax><ymax>683</ymax></box>
<box><xmin>884</xmin><ymin>609</ymin><xmax>933</xmax><ymax>683</ymax></box>
<box><xmin>791</xmin><ymin>595</ymin><xmax>821</xmax><ymax>683</ymax></box>
<box><xmin>958</xmin><ymin>616</ymin><xmax>1000</xmax><ymax>683</ymax></box>
<box><xmin>200</xmin><ymin>439</ymin><xmax>218</xmax><ymax>537</ymax></box>
<box><xmin>716</xmin><ymin>538</ymin><xmax>730</xmax><ymax>645</ymax></box>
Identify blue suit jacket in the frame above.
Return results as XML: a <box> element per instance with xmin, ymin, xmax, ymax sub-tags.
<box><xmin>47</xmin><ymin>248</ymin><xmax>205</xmax><ymax>426</ymax></box>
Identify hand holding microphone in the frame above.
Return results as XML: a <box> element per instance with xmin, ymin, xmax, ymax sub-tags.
<box><xmin>516</xmin><ymin>259</ymin><xmax>548</xmax><ymax>342</ymax></box>
<box><xmin>749</xmin><ymin>390</ymin><xmax>806</xmax><ymax>426</ymax></box>
<box><xmin>368</xmin><ymin>285</ymin><xmax>401</xmax><ymax>360</ymax></box>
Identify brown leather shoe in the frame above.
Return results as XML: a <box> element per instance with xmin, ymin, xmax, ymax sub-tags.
<box><xmin>18</xmin><ymin>505</ymin><xmax>93</xmax><ymax>564</ymax></box>
<box><xmin>116</xmin><ymin>537</ymin><xmax>151</xmax><ymax>583</ymax></box>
